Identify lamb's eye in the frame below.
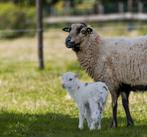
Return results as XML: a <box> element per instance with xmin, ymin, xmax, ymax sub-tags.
<box><xmin>69</xmin><ymin>78</ymin><xmax>72</xmax><ymax>81</ymax></box>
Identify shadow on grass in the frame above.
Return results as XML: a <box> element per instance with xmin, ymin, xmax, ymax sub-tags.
<box><xmin>0</xmin><ymin>112</ymin><xmax>146</xmax><ymax>137</ymax></box>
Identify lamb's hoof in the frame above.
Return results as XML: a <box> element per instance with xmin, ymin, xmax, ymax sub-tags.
<box><xmin>98</xmin><ymin>126</ymin><xmax>101</xmax><ymax>130</ymax></box>
<box><xmin>88</xmin><ymin>125</ymin><xmax>91</xmax><ymax>129</ymax></box>
<box><xmin>78</xmin><ymin>126</ymin><xmax>83</xmax><ymax>130</ymax></box>
<box><xmin>89</xmin><ymin>125</ymin><xmax>96</xmax><ymax>131</ymax></box>
<box><xmin>90</xmin><ymin>127</ymin><xmax>95</xmax><ymax>131</ymax></box>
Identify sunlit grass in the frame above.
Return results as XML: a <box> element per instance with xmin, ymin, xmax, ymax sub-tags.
<box><xmin>0</xmin><ymin>28</ymin><xmax>146</xmax><ymax>137</ymax></box>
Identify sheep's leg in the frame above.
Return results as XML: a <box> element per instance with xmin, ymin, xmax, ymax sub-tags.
<box><xmin>110</xmin><ymin>92</ymin><xmax>120</xmax><ymax>128</ymax></box>
<box><xmin>78</xmin><ymin>105</ymin><xmax>85</xmax><ymax>130</ymax></box>
<box><xmin>121</xmin><ymin>91</ymin><xmax>134</xmax><ymax>127</ymax></box>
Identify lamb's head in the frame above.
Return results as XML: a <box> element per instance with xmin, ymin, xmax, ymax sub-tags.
<box><xmin>62</xmin><ymin>23</ymin><xmax>93</xmax><ymax>52</ymax></box>
<box><xmin>61</xmin><ymin>72</ymin><xmax>78</xmax><ymax>90</ymax></box>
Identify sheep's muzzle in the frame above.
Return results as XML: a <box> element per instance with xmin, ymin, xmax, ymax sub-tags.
<box><xmin>65</xmin><ymin>36</ymin><xmax>75</xmax><ymax>48</ymax></box>
<box><xmin>65</xmin><ymin>36</ymin><xmax>80</xmax><ymax>52</ymax></box>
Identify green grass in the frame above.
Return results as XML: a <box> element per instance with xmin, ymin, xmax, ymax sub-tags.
<box><xmin>0</xmin><ymin>28</ymin><xmax>146</xmax><ymax>137</ymax></box>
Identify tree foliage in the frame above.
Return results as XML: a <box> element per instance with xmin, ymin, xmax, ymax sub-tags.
<box><xmin>0</xmin><ymin>0</ymin><xmax>93</xmax><ymax>6</ymax></box>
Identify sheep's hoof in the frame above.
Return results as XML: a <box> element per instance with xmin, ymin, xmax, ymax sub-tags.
<box><xmin>110</xmin><ymin>121</ymin><xmax>117</xmax><ymax>128</ymax></box>
<box><xmin>110</xmin><ymin>125</ymin><xmax>117</xmax><ymax>128</ymax></box>
<box><xmin>127</xmin><ymin>121</ymin><xmax>134</xmax><ymax>127</ymax></box>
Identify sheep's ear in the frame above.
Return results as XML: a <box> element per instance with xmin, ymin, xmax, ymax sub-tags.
<box><xmin>81</xmin><ymin>27</ymin><xmax>93</xmax><ymax>35</ymax></box>
<box><xmin>86</xmin><ymin>27</ymin><xmax>93</xmax><ymax>34</ymax></box>
<box><xmin>62</xmin><ymin>27</ymin><xmax>71</xmax><ymax>32</ymax></box>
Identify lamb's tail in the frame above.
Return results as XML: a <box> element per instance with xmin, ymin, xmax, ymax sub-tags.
<box><xmin>102</xmin><ymin>84</ymin><xmax>109</xmax><ymax>94</ymax></box>
<box><xmin>101</xmin><ymin>84</ymin><xmax>109</xmax><ymax>105</ymax></box>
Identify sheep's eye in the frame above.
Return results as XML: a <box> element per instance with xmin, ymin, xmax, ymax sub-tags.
<box><xmin>69</xmin><ymin>78</ymin><xmax>72</xmax><ymax>81</ymax></box>
<box><xmin>81</xmin><ymin>29</ymin><xmax>86</xmax><ymax>34</ymax></box>
<box><xmin>77</xmin><ymin>27</ymin><xmax>83</xmax><ymax>34</ymax></box>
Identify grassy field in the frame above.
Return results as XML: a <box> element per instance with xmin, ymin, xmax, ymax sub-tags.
<box><xmin>0</xmin><ymin>27</ymin><xmax>147</xmax><ymax>137</ymax></box>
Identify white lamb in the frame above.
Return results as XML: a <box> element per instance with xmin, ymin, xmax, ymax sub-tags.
<box><xmin>61</xmin><ymin>72</ymin><xmax>109</xmax><ymax>130</ymax></box>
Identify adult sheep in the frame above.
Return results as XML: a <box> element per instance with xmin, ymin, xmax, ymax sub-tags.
<box><xmin>62</xmin><ymin>23</ymin><xmax>147</xmax><ymax>128</ymax></box>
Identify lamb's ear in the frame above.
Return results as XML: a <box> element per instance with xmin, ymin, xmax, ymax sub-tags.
<box><xmin>62</xmin><ymin>27</ymin><xmax>71</xmax><ymax>32</ymax></box>
<box><xmin>59</xmin><ymin>75</ymin><xmax>62</xmax><ymax>81</ymax></box>
<box><xmin>75</xmin><ymin>72</ymin><xmax>80</xmax><ymax>78</ymax></box>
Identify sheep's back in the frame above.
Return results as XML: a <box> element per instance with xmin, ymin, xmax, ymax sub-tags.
<box><xmin>106</xmin><ymin>42</ymin><xmax>147</xmax><ymax>86</ymax></box>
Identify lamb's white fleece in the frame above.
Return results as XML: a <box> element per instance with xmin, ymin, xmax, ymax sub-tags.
<box><xmin>61</xmin><ymin>72</ymin><xmax>109</xmax><ymax>130</ymax></box>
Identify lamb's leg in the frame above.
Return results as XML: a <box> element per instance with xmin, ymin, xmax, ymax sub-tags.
<box><xmin>110</xmin><ymin>92</ymin><xmax>120</xmax><ymax>128</ymax></box>
<box><xmin>89</xmin><ymin>100</ymin><xmax>98</xmax><ymax>130</ymax></box>
<box><xmin>121</xmin><ymin>91</ymin><xmax>134</xmax><ymax>127</ymax></box>
<box><xmin>97</xmin><ymin>117</ymin><xmax>101</xmax><ymax>130</ymax></box>
<box><xmin>85</xmin><ymin>104</ymin><xmax>91</xmax><ymax>128</ymax></box>
<box><xmin>78</xmin><ymin>105</ymin><xmax>85</xmax><ymax>130</ymax></box>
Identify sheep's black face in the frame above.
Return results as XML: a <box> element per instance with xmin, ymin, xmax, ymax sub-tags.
<box><xmin>63</xmin><ymin>23</ymin><xmax>93</xmax><ymax>52</ymax></box>
<box><xmin>65</xmin><ymin>36</ymin><xmax>81</xmax><ymax>52</ymax></box>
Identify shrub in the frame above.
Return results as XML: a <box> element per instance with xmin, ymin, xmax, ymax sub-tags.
<box><xmin>0</xmin><ymin>3</ymin><xmax>36</xmax><ymax>38</ymax></box>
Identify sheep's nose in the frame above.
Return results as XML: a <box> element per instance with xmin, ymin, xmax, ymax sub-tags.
<box><xmin>65</xmin><ymin>36</ymin><xmax>75</xmax><ymax>48</ymax></box>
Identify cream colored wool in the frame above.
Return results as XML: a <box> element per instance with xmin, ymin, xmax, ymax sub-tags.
<box><xmin>63</xmin><ymin>23</ymin><xmax>147</xmax><ymax>127</ymax></box>
<box><xmin>72</xmin><ymin>25</ymin><xmax>147</xmax><ymax>96</ymax></box>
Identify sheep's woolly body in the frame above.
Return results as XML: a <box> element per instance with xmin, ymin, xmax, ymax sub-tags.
<box><xmin>76</xmin><ymin>31</ymin><xmax>147</xmax><ymax>92</ymax></box>
<box><xmin>63</xmin><ymin>23</ymin><xmax>147</xmax><ymax>127</ymax></box>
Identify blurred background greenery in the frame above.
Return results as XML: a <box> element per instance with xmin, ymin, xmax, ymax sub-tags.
<box><xmin>0</xmin><ymin>0</ymin><xmax>147</xmax><ymax>38</ymax></box>
<box><xmin>0</xmin><ymin>1</ymin><xmax>146</xmax><ymax>137</ymax></box>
